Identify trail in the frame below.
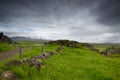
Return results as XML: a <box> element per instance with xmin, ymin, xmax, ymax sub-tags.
<box><xmin>0</xmin><ymin>48</ymin><xmax>28</xmax><ymax>62</ymax></box>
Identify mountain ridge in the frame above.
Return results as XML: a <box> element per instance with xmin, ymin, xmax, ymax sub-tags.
<box><xmin>11</xmin><ymin>36</ymin><xmax>50</xmax><ymax>42</ymax></box>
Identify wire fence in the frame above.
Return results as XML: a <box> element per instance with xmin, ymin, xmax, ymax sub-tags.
<box><xmin>10</xmin><ymin>44</ymin><xmax>45</xmax><ymax>60</ymax></box>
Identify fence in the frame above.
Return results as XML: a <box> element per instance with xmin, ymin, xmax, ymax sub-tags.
<box><xmin>11</xmin><ymin>44</ymin><xmax>45</xmax><ymax>60</ymax></box>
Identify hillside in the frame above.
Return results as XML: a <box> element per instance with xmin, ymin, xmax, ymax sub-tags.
<box><xmin>0</xmin><ymin>40</ymin><xmax>120</xmax><ymax>80</ymax></box>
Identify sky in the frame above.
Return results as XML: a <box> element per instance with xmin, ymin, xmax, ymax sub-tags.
<box><xmin>0</xmin><ymin>0</ymin><xmax>120</xmax><ymax>43</ymax></box>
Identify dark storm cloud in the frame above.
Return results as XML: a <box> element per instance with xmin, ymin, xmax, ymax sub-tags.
<box><xmin>0</xmin><ymin>0</ymin><xmax>50</xmax><ymax>22</ymax></box>
<box><xmin>0</xmin><ymin>0</ymin><xmax>26</xmax><ymax>21</ymax></box>
<box><xmin>94</xmin><ymin>0</ymin><xmax>120</xmax><ymax>26</ymax></box>
<box><xmin>0</xmin><ymin>0</ymin><xmax>99</xmax><ymax>23</ymax></box>
<box><xmin>0</xmin><ymin>0</ymin><xmax>120</xmax><ymax>43</ymax></box>
<box><xmin>4</xmin><ymin>31</ymin><xmax>24</xmax><ymax>36</ymax></box>
<box><xmin>1</xmin><ymin>0</ymin><xmax>119</xmax><ymax>26</ymax></box>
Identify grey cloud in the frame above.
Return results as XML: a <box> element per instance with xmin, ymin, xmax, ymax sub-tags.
<box><xmin>4</xmin><ymin>32</ymin><xmax>23</xmax><ymax>36</ymax></box>
<box><xmin>0</xmin><ymin>0</ymin><xmax>120</xmax><ymax>43</ymax></box>
<box><xmin>0</xmin><ymin>0</ymin><xmax>99</xmax><ymax>23</ymax></box>
<box><xmin>1</xmin><ymin>0</ymin><xmax>119</xmax><ymax>26</ymax></box>
<box><xmin>93</xmin><ymin>0</ymin><xmax>120</xmax><ymax>26</ymax></box>
<box><xmin>105</xmin><ymin>33</ymin><xmax>120</xmax><ymax>43</ymax></box>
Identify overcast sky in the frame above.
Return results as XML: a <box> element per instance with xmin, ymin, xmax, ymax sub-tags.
<box><xmin>0</xmin><ymin>0</ymin><xmax>120</xmax><ymax>43</ymax></box>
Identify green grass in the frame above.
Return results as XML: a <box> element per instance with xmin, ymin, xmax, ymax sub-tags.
<box><xmin>93</xmin><ymin>43</ymin><xmax>120</xmax><ymax>52</ymax></box>
<box><xmin>13</xmin><ymin>43</ymin><xmax>58</xmax><ymax>60</ymax></box>
<box><xmin>0</xmin><ymin>42</ymin><xmax>13</xmax><ymax>52</ymax></box>
<box><xmin>38</xmin><ymin>47</ymin><xmax>120</xmax><ymax>80</ymax></box>
<box><xmin>93</xmin><ymin>43</ymin><xmax>120</xmax><ymax>59</ymax></box>
<box><xmin>0</xmin><ymin>43</ymin><xmax>58</xmax><ymax>76</ymax></box>
<box><xmin>104</xmin><ymin>53</ymin><xmax>120</xmax><ymax>59</ymax></box>
<box><xmin>0</xmin><ymin>43</ymin><xmax>120</xmax><ymax>80</ymax></box>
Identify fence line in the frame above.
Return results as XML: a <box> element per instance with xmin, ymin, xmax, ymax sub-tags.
<box><xmin>10</xmin><ymin>44</ymin><xmax>45</xmax><ymax>60</ymax></box>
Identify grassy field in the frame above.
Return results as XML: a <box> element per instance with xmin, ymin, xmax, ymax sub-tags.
<box><xmin>39</xmin><ymin>47</ymin><xmax>120</xmax><ymax>80</ymax></box>
<box><xmin>0</xmin><ymin>42</ymin><xmax>120</xmax><ymax>80</ymax></box>
<box><xmin>93</xmin><ymin>43</ymin><xmax>120</xmax><ymax>58</ymax></box>
<box><xmin>0</xmin><ymin>42</ymin><xmax>13</xmax><ymax>52</ymax></box>
<box><xmin>93</xmin><ymin>43</ymin><xmax>120</xmax><ymax>52</ymax></box>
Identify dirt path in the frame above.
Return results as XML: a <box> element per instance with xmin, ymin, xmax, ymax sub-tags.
<box><xmin>0</xmin><ymin>48</ymin><xmax>29</xmax><ymax>62</ymax></box>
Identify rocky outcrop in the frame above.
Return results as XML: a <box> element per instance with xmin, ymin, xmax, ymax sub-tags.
<box><xmin>49</xmin><ymin>40</ymin><xmax>79</xmax><ymax>48</ymax></box>
<box><xmin>101</xmin><ymin>47</ymin><xmax>120</xmax><ymax>55</ymax></box>
<box><xmin>82</xmin><ymin>43</ymin><xmax>99</xmax><ymax>53</ymax></box>
<box><xmin>0</xmin><ymin>32</ymin><xmax>3</xmax><ymax>39</ymax></box>
<box><xmin>49</xmin><ymin>40</ymin><xmax>99</xmax><ymax>52</ymax></box>
<box><xmin>0</xmin><ymin>32</ymin><xmax>12</xmax><ymax>44</ymax></box>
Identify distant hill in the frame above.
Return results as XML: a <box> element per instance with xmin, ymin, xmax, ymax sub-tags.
<box><xmin>11</xmin><ymin>36</ymin><xmax>50</xmax><ymax>42</ymax></box>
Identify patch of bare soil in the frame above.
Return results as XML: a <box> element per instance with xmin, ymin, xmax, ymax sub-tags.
<box><xmin>0</xmin><ymin>48</ymin><xmax>29</xmax><ymax>62</ymax></box>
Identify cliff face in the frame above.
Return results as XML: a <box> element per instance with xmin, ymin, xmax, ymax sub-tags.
<box><xmin>0</xmin><ymin>32</ymin><xmax>12</xmax><ymax>44</ymax></box>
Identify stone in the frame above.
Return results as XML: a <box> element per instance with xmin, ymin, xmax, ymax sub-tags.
<box><xmin>0</xmin><ymin>32</ymin><xmax>3</xmax><ymax>39</ymax></box>
<box><xmin>49</xmin><ymin>40</ymin><xmax>79</xmax><ymax>48</ymax></box>
<box><xmin>0</xmin><ymin>71</ymin><xmax>18</xmax><ymax>80</ymax></box>
<box><xmin>101</xmin><ymin>47</ymin><xmax>120</xmax><ymax>55</ymax></box>
<box><xmin>0</xmin><ymin>32</ymin><xmax>12</xmax><ymax>44</ymax></box>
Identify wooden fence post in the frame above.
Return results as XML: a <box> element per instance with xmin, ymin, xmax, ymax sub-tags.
<box><xmin>42</xmin><ymin>44</ymin><xmax>45</xmax><ymax>54</ymax></box>
<box><xmin>19</xmin><ymin>46</ymin><xmax>22</xmax><ymax>60</ymax></box>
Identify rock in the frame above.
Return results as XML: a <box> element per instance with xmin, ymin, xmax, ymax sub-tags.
<box><xmin>43</xmin><ymin>53</ymin><xmax>51</xmax><ymax>58</ymax></box>
<box><xmin>82</xmin><ymin>43</ymin><xmax>94</xmax><ymax>49</ymax></box>
<box><xmin>50</xmin><ymin>51</ymin><xmax>55</xmax><ymax>55</ymax></box>
<box><xmin>31</xmin><ymin>55</ymin><xmax>40</xmax><ymax>59</ymax></box>
<box><xmin>36</xmin><ymin>62</ymin><xmax>44</xmax><ymax>70</ymax></box>
<box><xmin>39</xmin><ymin>55</ymin><xmax>45</xmax><ymax>60</ymax></box>
<box><xmin>49</xmin><ymin>40</ymin><xmax>79</xmax><ymax>48</ymax></box>
<box><xmin>22</xmin><ymin>58</ymin><xmax>29</xmax><ymax>63</ymax></box>
<box><xmin>82</xmin><ymin>43</ymin><xmax>99</xmax><ymax>53</ymax></box>
<box><xmin>5</xmin><ymin>60</ymin><xmax>21</xmax><ymax>67</ymax></box>
<box><xmin>101</xmin><ymin>47</ymin><xmax>120</xmax><ymax>55</ymax></box>
<box><xmin>0</xmin><ymin>32</ymin><xmax>12</xmax><ymax>44</ymax></box>
<box><xmin>0</xmin><ymin>32</ymin><xmax>3</xmax><ymax>39</ymax></box>
<box><xmin>0</xmin><ymin>71</ymin><xmax>18</xmax><ymax>80</ymax></box>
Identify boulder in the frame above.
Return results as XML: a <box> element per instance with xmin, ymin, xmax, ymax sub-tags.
<box><xmin>0</xmin><ymin>71</ymin><xmax>18</xmax><ymax>80</ymax></box>
<box><xmin>0</xmin><ymin>32</ymin><xmax>4</xmax><ymax>39</ymax></box>
<box><xmin>0</xmin><ymin>32</ymin><xmax>12</xmax><ymax>44</ymax></box>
